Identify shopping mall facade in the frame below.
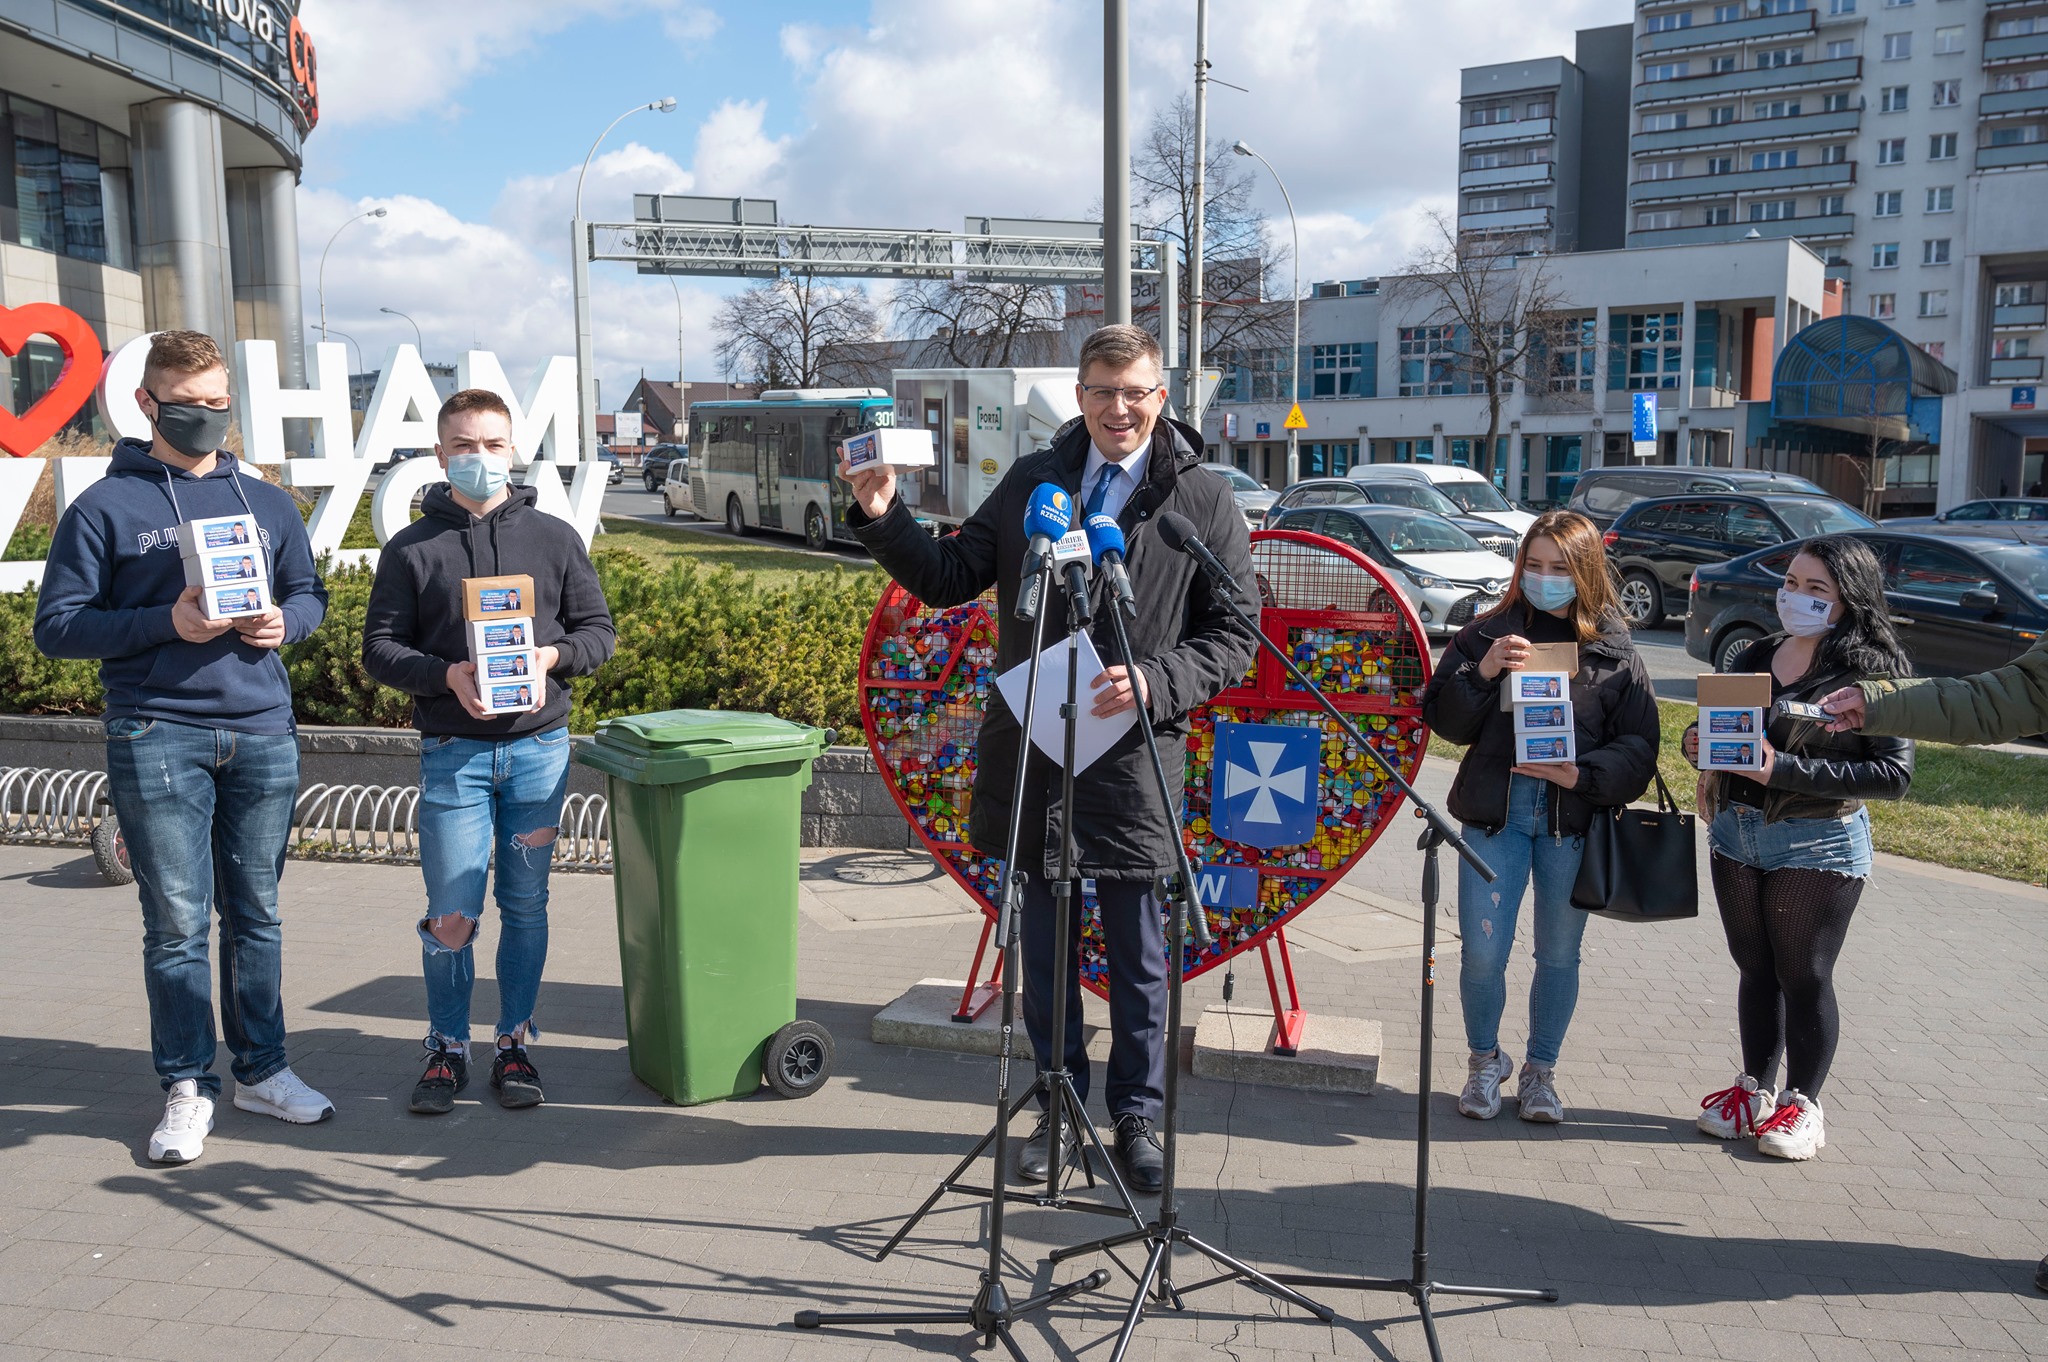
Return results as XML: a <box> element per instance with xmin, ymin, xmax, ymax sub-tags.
<box><xmin>0</xmin><ymin>0</ymin><xmax>314</xmax><ymax>416</ymax></box>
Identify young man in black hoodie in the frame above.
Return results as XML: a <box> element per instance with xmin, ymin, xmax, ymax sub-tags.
<box><xmin>362</xmin><ymin>389</ymin><xmax>614</xmax><ymax>1114</ymax></box>
<box><xmin>34</xmin><ymin>330</ymin><xmax>334</xmax><ymax>1164</ymax></box>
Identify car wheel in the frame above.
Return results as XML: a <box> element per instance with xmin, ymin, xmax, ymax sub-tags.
<box><xmin>1715</xmin><ymin>626</ymin><xmax>1764</xmax><ymax>675</ymax></box>
<box><xmin>1619</xmin><ymin>569</ymin><xmax>1664</xmax><ymax>630</ymax></box>
<box><xmin>664</xmin><ymin>492</ymin><xmax>678</xmax><ymax>518</ymax></box>
<box><xmin>645</xmin><ymin>472</ymin><xmax>659</xmax><ymax>493</ymax></box>
<box><xmin>804</xmin><ymin>504</ymin><xmax>828</xmax><ymax>552</ymax></box>
<box><xmin>726</xmin><ymin>495</ymin><xmax>748</xmax><ymax>536</ymax></box>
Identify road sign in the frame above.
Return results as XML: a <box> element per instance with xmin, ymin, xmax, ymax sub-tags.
<box><xmin>2014</xmin><ymin>386</ymin><xmax>2037</xmax><ymax>412</ymax></box>
<box><xmin>1256</xmin><ymin>421</ymin><xmax>1271</xmax><ymax>438</ymax></box>
<box><xmin>1631</xmin><ymin>392</ymin><xmax>1658</xmax><ymax>458</ymax></box>
<box><xmin>1284</xmin><ymin>403</ymin><xmax>1308</xmax><ymax>430</ymax></box>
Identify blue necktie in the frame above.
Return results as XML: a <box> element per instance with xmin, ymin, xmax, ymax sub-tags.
<box><xmin>1086</xmin><ymin>463</ymin><xmax>1119</xmax><ymax>518</ymax></box>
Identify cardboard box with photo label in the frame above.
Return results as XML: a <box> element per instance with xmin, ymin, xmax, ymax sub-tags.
<box><xmin>477</xmin><ymin>648</ymin><xmax>539</xmax><ymax>684</ymax></box>
<box><xmin>482</xmin><ymin>679</ymin><xmax>540</xmax><ymax>714</ymax></box>
<box><xmin>840</xmin><ymin>427</ymin><xmax>937</xmax><ymax>472</ymax></box>
<box><xmin>183</xmin><ymin>548</ymin><xmax>266</xmax><ymax>589</ymax></box>
<box><xmin>178</xmin><ymin>513</ymin><xmax>260</xmax><ymax>559</ymax></box>
<box><xmin>1515</xmin><ymin>731</ymin><xmax>1577</xmax><ymax>765</ymax></box>
<box><xmin>1697</xmin><ymin>673</ymin><xmax>1771</xmax><ymax>771</ymax></box>
<box><xmin>462</xmin><ymin>574</ymin><xmax>533</xmax><ymax>622</ymax></box>
<box><xmin>201</xmin><ymin>579</ymin><xmax>272</xmax><ymax>620</ymax></box>
<box><xmin>468</xmin><ymin>617</ymin><xmax>533</xmax><ymax>662</ymax></box>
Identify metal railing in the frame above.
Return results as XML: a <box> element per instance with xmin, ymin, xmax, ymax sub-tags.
<box><xmin>0</xmin><ymin>768</ymin><xmax>612</xmax><ymax>873</ymax></box>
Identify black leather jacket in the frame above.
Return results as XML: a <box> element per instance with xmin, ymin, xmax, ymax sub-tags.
<box><xmin>1708</xmin><ymin>636</ymin><xmax>1915</xmax><ymax>823</ymax></box>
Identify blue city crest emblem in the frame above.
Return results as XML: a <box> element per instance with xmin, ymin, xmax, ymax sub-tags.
<box><xmin>1213</xmin><ymin>721</ymin><xmax>1319</xmax><ymax>850</ymax></box>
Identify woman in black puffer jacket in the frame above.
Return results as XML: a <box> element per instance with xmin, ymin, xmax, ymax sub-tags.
<box><xmin>1422</xmin><ymin>509</ymin><xmax>1660</xmax><ymax>1126</ymax></box>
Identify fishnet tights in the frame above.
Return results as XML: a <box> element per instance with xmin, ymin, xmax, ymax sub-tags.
<box><xmin>1709</xmin><ymin>853</ymin><xmax>1865</xmax><ymax>1098</ymax></box>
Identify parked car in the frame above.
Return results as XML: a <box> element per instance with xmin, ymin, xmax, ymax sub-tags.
<box><xmin>1344</xmin><ymin>463</ymin><xmax>1536</xmax><ymax>537</ymax></box>
<box><xmin>642</xmin><ymin>443</ymin><xmax>687</xmax><ymax>493</ymax></box>
<box><xmin>1885</xmin><ymin>497</ymin><xmax>2048</xmax><ymax>527</ymax></box>
<box><xmin>1602</xmin><ymin>493</ymin><xmax>1877</xmax><ymax>628</ymax></box>
<box><xmin>1566</xmin><ymin>466</ymin><xmax>1828</xmax><ymax>528</ymax></box>
<box><xmin>596</xmin><ymin>447</ymin><xmax>624</xmax><ymax>485</ymax></box>
<box><xmin>1265</xmin><ymin>503</ymin><xmax>1517</xmax><ymax>636</ymax></box>
<box><xmin>662</xmin><ymin>458</ymin><xmax>696</xmax><ymax>518</ymax></box>
<box><xmin>1201</xmin><ymin>461</ymin><xmax>1278</xmax><ymax>530</ymax></box>
<box><xmin>1267</xmin><ymin>477</ymin><xmax>1519</xmax><ymax>559</ymax></box>
<box><xmin>1686</xmin><ymin>523</ymin><xmax>2048</xmax><ymax>676</ymax></box>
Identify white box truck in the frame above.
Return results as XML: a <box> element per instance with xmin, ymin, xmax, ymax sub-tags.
<box><xmin>890</xmin><ymin>368</ymin><xmax>1082</xmax><ymax>527</ymax></box>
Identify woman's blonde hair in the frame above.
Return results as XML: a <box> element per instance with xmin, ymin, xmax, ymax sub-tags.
<box><xmin>1480</xmin><ymin>509</ymin><xmax>1621</xmax><ymax>645</ymax></box>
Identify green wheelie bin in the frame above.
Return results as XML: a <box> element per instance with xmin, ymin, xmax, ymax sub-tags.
<box><xmin>576</xmin><ymin>709</ymin><xmax>832</xmax><ymax>1105</ymax></box>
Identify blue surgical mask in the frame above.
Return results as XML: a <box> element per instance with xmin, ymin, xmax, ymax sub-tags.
<box><xmin>446</xmin><ymin>452</ymin><xmax>510</xmax><ymax>502</ymax></box>
<box><xmin>1522</xmin><ymin>570</ymin><xmax>1577</xmax><ymax>612</ymax></box>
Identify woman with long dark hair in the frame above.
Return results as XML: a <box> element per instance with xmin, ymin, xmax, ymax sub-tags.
<box><xmin>1423</xmin><ymin>510</ymin><xmax>1660</xmax><ymax>1124</ymax></box>
<box><xmin>1686</xmin><ymin>535</ymin><xmax>1914</xmax><ymax>1159</ymax></box>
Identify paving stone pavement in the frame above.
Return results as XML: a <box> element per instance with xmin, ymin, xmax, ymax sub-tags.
<box><xmin>2</xmin><ymin>764</ymin><xmax>2045</xmax><ymax>1362</ymax></box>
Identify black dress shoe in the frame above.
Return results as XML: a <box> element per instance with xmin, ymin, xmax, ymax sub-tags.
<box><xmin>1017</xmin><ymin>1111</ymin><xmax>1076</xmax><ymax>1183</ymax></box>
<box><xmin>2035</xmin><ymin>1253</ymin><xmax>2047</xmax><ymax>1294</ymax></box>
<box><xmin>1114</xmin><ymin>1114</ymin><xmax>1165</xmax><ymax>1194</ymax></box>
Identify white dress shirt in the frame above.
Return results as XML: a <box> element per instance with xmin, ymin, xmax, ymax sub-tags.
<box><xmin>1081</xmin><ymin>441</ymin><xmax>1150</xmax><ymax>523</ymax></box>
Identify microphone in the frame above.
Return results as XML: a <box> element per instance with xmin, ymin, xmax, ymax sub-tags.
<box><xmin>1084</xmin><ymin>513</ymin><xmax>1137</xmax><ymax>618</ymax></box>
<box><xmin>1154</xmin><ymin>510</ymin><xmax>1243</xmax><ymax>598</ymax></box>
<box><xmin>1052</xmin><ymin>524</ymin><xmax>1094</xmax><ymax>626</ymax></box>
<box><xmin>1016</xmin><ymin>484</ymin><xmax>1073</xmax><ymax>623</ymax></box>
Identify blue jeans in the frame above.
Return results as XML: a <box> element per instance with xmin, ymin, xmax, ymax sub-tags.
<box><xmin>1709</xmin><ymin>804</ymin><xmax>1873</xmax><ymax>878</ymax></box>
<box><xmin>416</xmin><ymin>728</ymin><xmax>571</xmax><ymax>1046</ymax></box>
<box><xmin>1456</xmin><ymin>775</ymin><xmax>1589</xmax><ymax>1067</ymax></box>
<box><xmin>104</xmin><ymin>717</ymin><xmax>299</xmax><ymax>1098</ymax></box>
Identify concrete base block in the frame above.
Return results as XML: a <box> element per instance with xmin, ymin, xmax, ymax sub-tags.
<box><xmin>871</xmin><ymin>978</ymin><xmax>1100</xmax><ymax>1057</ymax></box>
<box><xmin>1191</xmin><ymin>1004</ymin><xmax>1380</xmax><ymax>1095</ymax></box>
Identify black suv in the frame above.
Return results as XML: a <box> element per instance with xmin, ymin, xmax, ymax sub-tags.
<box><xmin>1686</xmin><ymin>524</ymin><xmax>2048</xmax><ymax>676</ymax></box>
<box><xmin>1603</xmin><ymin>493</ymin><xmax>1876</xmax><ymax>628</ymax></box>
<box><xmin>1568</xmin><ymin>466</ymin><xmax>1828</xmax><ymax>527</ymax></box>
<box><xmin>641</xmin><ymin>443</ymin><xmax>686</xmax><ymax>492</ymax></box>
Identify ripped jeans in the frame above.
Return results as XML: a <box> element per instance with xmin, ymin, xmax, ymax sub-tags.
<box><xmin>416</xmin><ymin>727</ymin><xmax>572</xmax><ymax>1048</ymax></box>
<box><xmin>1456</xmin><ymin>774</ymin><xmax>1589</xmax><ymax>1068</ymax></box>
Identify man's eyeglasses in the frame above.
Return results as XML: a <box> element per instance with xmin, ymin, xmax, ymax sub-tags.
<box><xmin>1080</xmin><ymin>384</ymin><xmax>1162</xmax><ymax>406</ymax></box>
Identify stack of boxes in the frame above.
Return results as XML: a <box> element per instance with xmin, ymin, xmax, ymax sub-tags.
<box><xmin>463</xmin><ymin>574</ymin><xmax>540</xmax><ymax>714</ymax></box>
<box><xmin>180</xmin><ymin>513</ymin><xmax>271</xmax><ymax>619</ymax></box>
<box><xmin>1502</xmin><ymin>642</ymin><xmax>1578</xmax><ymax>765</ymax></box>
<box><xmin>1695</xmin><ymin>674</ymin><xmax>1770</xmax><ymax>772</ymax></box>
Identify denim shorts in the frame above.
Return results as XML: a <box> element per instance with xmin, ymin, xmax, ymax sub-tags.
<box><xmin>1708</xmin><ymin>803</ymin><xmax>1873</xmax><ymax>879</ymax></box>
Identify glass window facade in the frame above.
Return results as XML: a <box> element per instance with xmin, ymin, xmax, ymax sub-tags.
<box><xmin>1309</xmin><ymin>343</ymin><xmax>1374</xmax><ymax>399</ymax></box>
<box><xmin>1609</xmin><ymin>312</ymin><xmax>1684</xmax><ymax>391</ymax></box>
<box><xmin>0</xmin><ymin>92</ymin><xmax>128</xmax><ymax>266</ymax></box>
<box><xmin>1302</xmin><ymin>442</ymin><xmax>1358</xmax><ymax>477</ymax></box>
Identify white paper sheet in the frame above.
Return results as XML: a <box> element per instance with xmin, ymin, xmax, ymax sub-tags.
<box><xmin>992</xmin><ymin>630</ymin><xmax>1138</xmax><ymax>776</ymax></box>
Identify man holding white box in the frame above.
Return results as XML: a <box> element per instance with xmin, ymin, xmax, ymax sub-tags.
<box><xmin>33</xmin><ymin>330</ymin><xmax>334</xmax><ymax>1164</ymax></box>
<box><xmin>362</xmin><ymin>389</ymin><xmax>614</xmax><ymax>1116</ymax></box>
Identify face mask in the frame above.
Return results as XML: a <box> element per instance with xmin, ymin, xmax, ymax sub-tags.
<box><xmin>1522</xmin><ymin>571</ymin><xmax>1577</xmax><ymax>612</ymax></box>
<box><xmin>446</xmin><ymin>452</ymin><xmax>511</xmax><ymax>502</ymax></box>
<box><xmin>1776</xmin><ymin>587</ymin><xmax>1837</xmax><ymax>637</ymax></box>
<box><xmin>149</xmin><ymin>393</ymin><xmax>232</xmax><ymax>459</ymax></box>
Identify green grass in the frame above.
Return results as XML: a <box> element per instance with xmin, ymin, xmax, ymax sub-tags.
<box><xmin>1430</xmin><ymin>700</ymin><xmax>2048</xmax><ymax>885</ymax></box>
<box><xmin>593</xmin><ymin>515</ymin><xmax>883</xmax><ymax>590</ymax></box>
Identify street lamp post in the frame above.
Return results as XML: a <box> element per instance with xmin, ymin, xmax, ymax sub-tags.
<box><xmin>1233</xmin><ymin>140</ymin><xmax>1300</xmax><ymax>489</ymax></box>
<box><xmin>324</xmin><ymin>328</ymin><xmax>364</xmax><ymax>380</ymax></box>
<box><xmin>573</xmin><ymin>97</ymin><xmax>677</xmax><ymax>464</ymax></box>
<box><xmin>317</xmin><ymin>206</ymin><xmax>387</xmax><ymax>344</ymax></box>
<box><xmin>666</xmin><ymin>273</ymin><xmax>686</xmax><ymax>437</ymax></box>
<box><xmin>379</xmin><ymin>306</ymin><xmax>422</xmax><ymax>353</ymax></box>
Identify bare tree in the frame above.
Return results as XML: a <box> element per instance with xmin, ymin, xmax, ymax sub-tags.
<box><xmin>1390</xmin><ymin>211</ymin><xmax>1571</xmax><ymax>481</ymax></box>
<box><xmin>711</xmin><ymin>274</ymin><xmax>884</xmax><ymax>387</ymax></box>
<box><xmin>1130</xmin><ymin>93</ymin><xmax>1293</xmax><ymax>376</ymax></box>
<box><xmin>891</xmin><ymin>278</ymin><xmax>1065</xmax><ymax>368</ymax></box>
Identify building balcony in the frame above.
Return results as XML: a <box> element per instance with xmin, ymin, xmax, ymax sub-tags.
<box><xmin>1977</xmin><ymin>139</ymin><xmax>2048</xmax><ymax>169</ymax></box>
<box><xmin>1986</xmin><ymin>32</ymin><xmax>2048</xmax><ymax>64</ymax></box>
<box><xmin>1638</xmin><ymin>9</ymin><xmax>1815</xmax><ymax>57</ymax></box>
<box><xmin>1459</xmin><ymin>204</ymin><xmax>1555</xmax><ymax>233</ymax></box>
<box><xmin>1630</xmin><ymin>106</ymin><xmax>1862</xmax><ymax>155</ymax></box>
<box><xmin>1994</xmin><ymin>302</ymin><xmax>2048</xmax><ymax>329</ymax></box>
<box><xmin>1461</xmin><ymin>117</ymin><xmax>1556</xmax><ymax>147</ymax></box>
<box><xmin>1627</xmin><ymin>158</ymin><xmax>1856</xmax><ymax>204</ymax></box>
<box><xmin>1990</xmin><ymin>356</ymin><xmax>2045</xmax><ymax>381</ymax></box>
<box><xmin>1633</xmin><ymin>56</ymin><xmax>1863</xmax><ymax>107</ymax></box>
<box><xmin>1628</xmin><ymin>212</ymin><xmax>1855</xmax><ymax>247</ymax></box>
<box><xmin>1459</xmin><ymin>162</ymin><xmax>1557</xmax><ymax>191</ymax></box>
<box><xmin>1981</xmin><ymin>86</ymin><xmax>2048</xmax><ymax>118</ymax></box>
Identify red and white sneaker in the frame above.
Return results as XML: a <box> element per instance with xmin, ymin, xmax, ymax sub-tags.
<box><xmin>1698</xmin><ymin>1073</ymin><xmax>1775</xmax><ymax>1140</ymax></box>
<box><xmin>1755</xmin><ymin>1090</ymin><xmax>1825</xmax><ymax>1160</ymax></box>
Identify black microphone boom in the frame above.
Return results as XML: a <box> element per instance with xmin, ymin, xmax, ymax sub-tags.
<box><xmin>1154</xmin><ymin>511</ymin><xmax>1243</xmax><ymax>599</ymax></box>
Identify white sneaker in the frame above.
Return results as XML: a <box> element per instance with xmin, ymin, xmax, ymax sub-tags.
<box><xmin>1755</xmin><ymin>1090</ymin><xmax>1825</xmax><ymax>1160</ymax></box>
<box><xmin>233</xmin><ymin>1066</ymin><xmax>335</xmax><ymax>1125</ymax></box>
<box><xmin>1458</xmin><ymin>1048</ymin><xmax>1515</xmax><ymax>1120</ymax></box>
<box><xmin>149</xmin><ymin>1080</ymin><xmax>213</xmax><ymax>1164</ymax></box>
<box><xmin>1698</xmin><ymin>1073</ymin><xmax>1775</xmax><ymax>1140</ymax></box>
<box><xmin>1516</xmin><ymin>1062</ymin><xmax>1564</xmax><ymax>1124</ymax></box>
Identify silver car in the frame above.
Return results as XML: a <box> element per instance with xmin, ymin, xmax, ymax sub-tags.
<box><xmin>1201</xmin><ymin>462</ymin><xmax>1278</xmax><ymax>531</ymax></box>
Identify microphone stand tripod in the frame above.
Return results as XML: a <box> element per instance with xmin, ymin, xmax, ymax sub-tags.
<box><xmin>1177</xmin><ymin>563</ymin><xmax>1558</xmax><ymax>1362</ymax></box>
<box><xmin>1048</xmin><ymin>585</ymin><xmax>1334</xmax><ymax>1362</ymax></box>
<box><xmin>795</xmin><ymin>558</ymin><xmax>1140</xmax><ymax>1354</ymax></box>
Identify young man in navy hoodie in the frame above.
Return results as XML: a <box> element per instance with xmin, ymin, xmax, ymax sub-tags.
<box><xmin>34</xmin><ymin>330</ymin><xmax>333</xmax><ymax>1164</ymax></box>
<box><xmin>361</xmin><ymin>389</ymin><xmax>614</xmax><ymax>1115</ymax></box>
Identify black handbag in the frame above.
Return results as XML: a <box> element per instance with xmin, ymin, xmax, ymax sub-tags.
<box><xmin>1571</xmin><ymin>772</ymin><xmax>1698</xmax><ymax>921</ymax></box>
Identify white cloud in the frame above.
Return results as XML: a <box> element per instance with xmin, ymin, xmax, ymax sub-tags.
<box><xmin>691</xmin><ymin>101</ymin><xmax>792</xmax><ymax>198</ymax></box>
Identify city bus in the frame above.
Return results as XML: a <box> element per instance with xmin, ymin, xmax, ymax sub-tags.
<box><xmin>687</xmin><ymin>388</ymin><xmax>895</xmax><ymax>550</ymax></box>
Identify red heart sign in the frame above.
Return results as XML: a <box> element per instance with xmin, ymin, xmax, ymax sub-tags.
<box><xmin>858</xmin><ymin>529</ymin><xmax>1436</xmax><ymax>994</ymax></box>
<box><xmin>0</xmin><ymin>303</ymin><xmax>105</xmax><ymax>456</ymax></box>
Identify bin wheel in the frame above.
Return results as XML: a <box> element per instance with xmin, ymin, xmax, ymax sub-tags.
<box><xmin>91</xmin><ymin>815</ymin><xmax>133</xmax><ymax>886</ymax></box>
<box><xmin>764</xmin><ymin>1020</ymin><xmax>833</xmax><ymax>1098</ymax></box>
